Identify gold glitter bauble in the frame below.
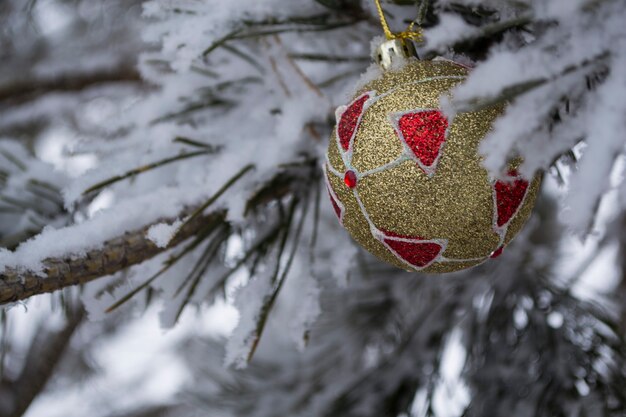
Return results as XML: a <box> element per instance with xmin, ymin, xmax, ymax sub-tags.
<box><xmin>325</xmin><ymin>59</ymin><xmax>541</xmax><ymax>273</ymax></box>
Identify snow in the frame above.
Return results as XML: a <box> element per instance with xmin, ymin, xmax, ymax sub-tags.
<box><xmin>547</xmin><ymin>311</ymin><xmax>564</xmax><ymax>329</ymax></box>
<box><xmin>432</xmin><ymin>328</ymin><xmax>470</xmax><ymax>417</ymax></box>
<box><xmin>141</xmin><ymin>0</ymin><xmax>323</xmax><ymax>71</ymax></box>
<box><xmin>224</xmin><ymin>273</ymin><xmax>272</xmax><ymax>368</ymax></box>
<box><xmin>36</xmin><ymin>126</ymin><xmax>98</xmax><ymax>177</ymax></box>
<box><xmin>562</xmin><ymin>55</ymin><xmax>626</xmax><ymax>234</ymax></box>
<box><xmin>147</xmin><ymin>219</ymin><xmax>182</xmax><ymax>248</ymax></box>
<box><xmin>2</xmin><ymin>0</ymin><xmax>626</xmax><ymax>415</ymax></box>
<box><xmin>0</xmin><ymin>184</ymin><xmax>205</xmax><ymax>273</ymax></box>
<box><xmin>424</xmin><ymin>14</ymin><xmax>477</xmax><ymax>52</ymax></box>
<box><xmin>436</xmin><ymin>0</ymin><xmax>626</xmax><ymax>236</ymax></box>
<box><xmin>34</xmin><ymin>1</ymin><xmax>73</xmax><ymax>36</ymax></box>
<box><xmin>353</xmin><ymin>62</ymin><xmax>383</xmax><ymax>94</ymax></box>
<box><xmin>22</xmin><ymin>300</ymin><xmax>237</xmax><ymax>417</ymax></box>
<box><xmin>287</xmin><ymin>268</ymin><xmax>321</xmax><ymax>350</ymax></box>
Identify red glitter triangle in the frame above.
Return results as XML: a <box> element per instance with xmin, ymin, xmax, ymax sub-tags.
<box><xmin>397</xmin><ymin>110</ymin><xmax>448</xmax><ymax>172</ymax></box>
<box><xmin>381</xmin><ymin>230</ymin><xmax>443</xmax><ymax>268</ymax></box>
<box><xmin>328</xmin><ymin>190</ymin><xmax>342</xmax><ymax>220</ymax></box>
<box><xmin>338</xmin><ymin>94</ymin><xmax>370</xmax><ymax>151</ymax></box>
<box><xmin>325</xmin><ymin>171</ymin><xmax>344</xmax><ymax>222</ymax></box>
<box><xmin>494</xmin><ymin>170</ymin><xmax>529</xmax><ymax>228</ymax></box>
<box><xmin>490</xmin><ymin>246</ymin><xmax>504</xmax><ymax>258</ymax></box>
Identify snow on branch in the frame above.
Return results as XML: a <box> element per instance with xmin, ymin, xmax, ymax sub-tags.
<box><xmin>0</xmin><ymin>207</ymin><xmax>224</xmax><ymax>305</ymax></box>
<box><xmin>429</xmin><ymin>0</ymin><xmax>626</xmax><ymax>234</ymax></box>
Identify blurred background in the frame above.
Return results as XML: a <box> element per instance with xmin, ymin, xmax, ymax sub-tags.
<box><xmin>1</xmin><ymin>1</ymin><xmax>625</xmax><ymax>416</ymax></box>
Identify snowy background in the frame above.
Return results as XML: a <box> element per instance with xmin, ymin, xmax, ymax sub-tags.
<box><xmin>1</xmin><ymin>0</ymin><xmax>625</xmax><ymax>416</ymax></box>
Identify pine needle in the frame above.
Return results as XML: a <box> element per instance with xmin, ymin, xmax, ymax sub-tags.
<box><xmin>270</xmin><ymin>197</ymin><xmax>300</xmax><ymax>285</ymax></box>
<box><xmin>206</xmin><ymin>222</ymin><xmax>284</xmax><ymax>299</ymax></box>
<box><xmin>105</xmin><ymin>216</ymin><xmax>225</xmax><ymax>313</ymax></box>
<box><xmin>0</xmin><ymin>150</ymin><xmax>26</xmax><ymax>171</ymax></box>
<box><xmin>247</xmin><ymin>189</ymin><xmax>311</xmax><ymax>362</ymax></box>
<box><xmin>416</xmin><ymin>0</ymin><xmax>430</xmax><ymax>25</ymax></box>
<box><xmin>222</xmin><ymin>44</ymin><xmax>266</xmax><ymax>74</ymax></box>
<box><xmin>173</xmin><ymin>136</ymin><xmax>221</xmax><ymax>151</ymax></box>
<box><xmin>172</xmin><ymin>227</ymin><xmax>229</xmax><ymax>324</ymax></box>
<box><xmin>172</xmin><ymin>164</ymin><xmax>254</xmax><ymax>241</ymax></box>
<box><xmin>202</xmin><ymin>29</ymin><xmax>244</xmax><ymax>57</ymax></box>
<box><xmin>173</xmin><ymin>224</ymin><xmax>230</xmax><ymax>298</ymax></box>
<box><xmin>456</xmin><ymin>51</ymin><xmax>609</xmax><ymax>112</ymax></box>
<box><xmin>83</xmin><ymin>150</ymin><xmax>212</xmax><ymax>196</ymax></box>
<box><xmin>288</xmin><ymin>53</ymin><xmax>369</xmax><ymax>62</ymax></box>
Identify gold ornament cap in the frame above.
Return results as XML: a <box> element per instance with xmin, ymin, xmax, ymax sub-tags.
<box><xmin>374</xmin><ymin>38</ymin><xmax>419</xmax><ymax>70</ymax></box>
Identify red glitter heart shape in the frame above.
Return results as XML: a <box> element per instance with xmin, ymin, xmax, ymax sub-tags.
<box><xmin>381</xmin><ymin>230</ymin><xmax>443</xmax><ymax>268</ymax></box>
<box><xmin>337</xmin><ymin>94</ymin><xmax>370</xmax><ymax>151</ymax></box>
<box><xmin>396</xmin><ymin>110</ymin><xmax>448</xmax><ymax>174</ymax></box>
<box><xmin>494</xmin><ymin>171</ymin><xmax>529</xmax><ymax>228</ymax></box>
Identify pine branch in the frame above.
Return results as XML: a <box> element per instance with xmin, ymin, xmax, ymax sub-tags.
<box><xmin>617</xmin><ymin>213</ymin><xmax>626</xmax><ymax>333</ymax></box>
<box><xmin>424</xmin><ymin>15</ymin><xmax>533</xmax><ymax>60</ymax></box>
<box><xmin>102</xmin><ymin>405</ymin><xmax>184</xmax><ymax>417</ymax></box>
<box><xmin>0</xmin><ymin>306</ymin><xmax>84</xmax><ymax>417</ymax></box>
<box><xmin>0</xmin><ymin>210</ymin><xmax>225</xmax><ymax>305</ymax></box>
<box><xmin>82</xmin><ymin>150</ymin><xmax>218</xmax><ymax>196</ymax></box>
<box><xmin>0</xmin><ymin>160</ymin><xmax>306</xmax><ymax>306</ymax></box>
<box><xmin>455</xmin><ymin>51</ymin><xmax>610</xmax><ymax>112</ymax></box>
<box><xmin>0</xmin><ymin>65</ymin><xmax>142</xmax><ymax>104</ymax></box>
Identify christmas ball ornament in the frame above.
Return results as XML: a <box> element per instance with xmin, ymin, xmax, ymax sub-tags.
<box><xmin>324</xmin><ymin>38</ymin><xmax>541</xmax><ymax>273</ymax></box>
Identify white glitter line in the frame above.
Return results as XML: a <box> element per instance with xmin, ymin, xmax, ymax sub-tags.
<box><xmin>374</xmin><ymin>76</ymin><xmax>467</xmax><ymax>103</ymax></box>
<box><xmin>380</xmin><ymin>240</ymin><xmax>445</xmax><ymax>271</ymax></box>
<box><xmin>325</xmin><ymin>156</ymin><xmax>344</xmax><ymax>178</ymax></box>
<box><xmin>352</xmin><ymin>188</ymin><xmax>379</xmax><ymax>238</ymax></box>
<box><xmin>441</xmin><ymin>256</ymin><xmax>488</xmax><ymax>263</ymax></box>
<box><xmin>334</xmin><ymin>76</ymin><xmax>465</xmax><ymax>170</ymax></box>
<box><xmin>353</xmin><ymin>183</ymin><xmax>497</xmax><ymax>269</ymax></box>
<box><xmin>352</xmin><ymin>187</ymin><xmax>449</xmax><ymax>271</ymax></box>
<box><xmin>326</xmin><ymin>72</ymin><xmax>512</xmax><ymax>270</ymax></box>
<box><xmin>360</xmin><ymin>154</ymin><xmax>410</xmax><ymax>178</ymax></box>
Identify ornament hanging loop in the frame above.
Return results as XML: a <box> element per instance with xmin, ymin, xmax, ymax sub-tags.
<box><xmin>373</xmin><ymin>0</ymin><xmax>424</xmax><ymax>42</ymax></box>
<box><xmin>374</xmin><ymin>0</ymin><xmax>395</xmax><ymax>40</ymax></box>
<box><xmin>372</xmin><ymin>0</ymin><xmax>423</xmax><ymax>69</ymax></box>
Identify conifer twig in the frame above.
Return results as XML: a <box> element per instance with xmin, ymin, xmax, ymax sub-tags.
<box><xmin>0</xmin><ymin>210</ymin><xmax>225</xmax><ymax>305</ymax></box>
<box><xmin>0</xmin><ymin>307</ymin><xmax>84</xmax><ymax>417</ymax></box>
<box><xmin>0</xmin><ymin>66</ymin><xmax>142</xmax><ymax>104</ymax></box>
<box><xmin>83</xmin><ymin>150</ymin><xmax>215</xmax><ymax>196</ymax></box>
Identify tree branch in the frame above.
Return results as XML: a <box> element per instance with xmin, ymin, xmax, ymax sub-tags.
<box><xmin>0</xmin><ymin>210</ymin><xmax>226</xmax><ymax>306</ymax></box>
<box><xmin>0</xmin><ymin>66</ymin><xmax>142</xmax><ymax>104</ymax></box>
<box><xmin>0</xmin><ymin>306</ymin><xmax>84</xmax><ymax>417</ymax></box>
<box><xmin>617</xmin><ymin>213</ymin><xmax>626</xmax><ymax>334</ymax></box>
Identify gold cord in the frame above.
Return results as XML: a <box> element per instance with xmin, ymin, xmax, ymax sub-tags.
<box><xmin>373</xmin><ymin>0</ymin><xmax>424</xmax><ymax>43</ymax></box>
<box><xmin>374</xmin><ymin>0</ymin><xmax>394</xmax><ymax>40</ymax></box>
